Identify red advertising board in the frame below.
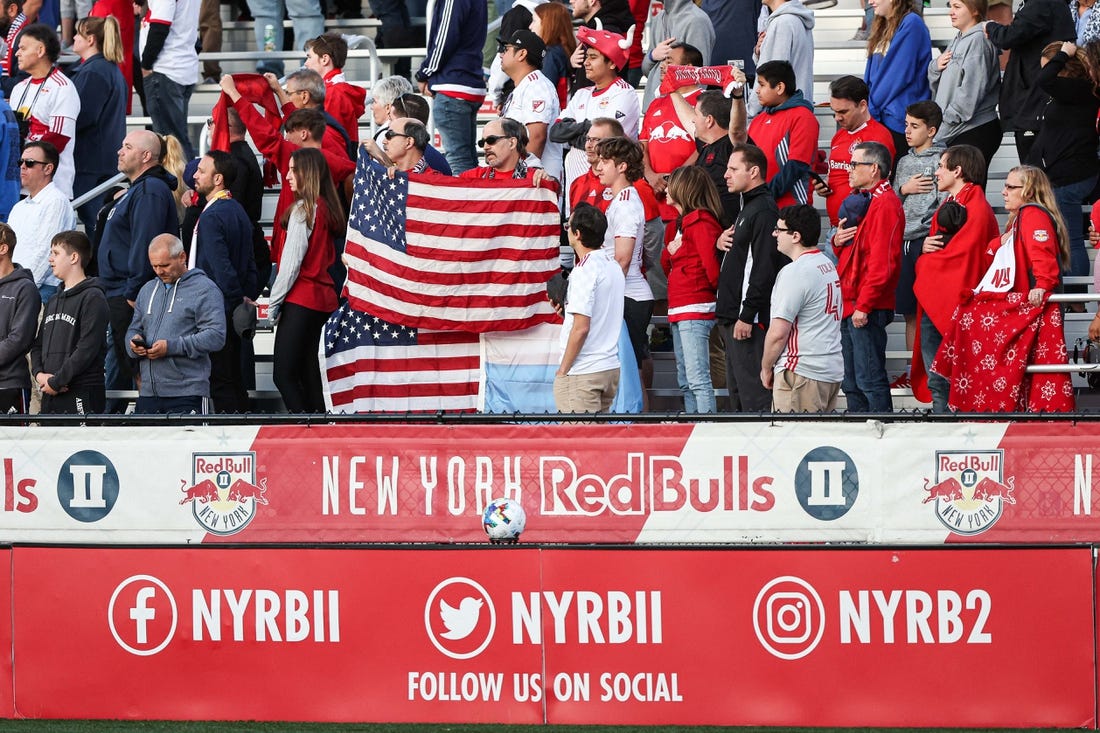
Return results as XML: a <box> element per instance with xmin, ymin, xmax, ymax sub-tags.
<box><xmin>0</xmin><ymin>548</ymin><xmax>12</xmax><ymax>718</ymax></box>
<box><xmin>9</xmin><ymin>546</ymin><xmax>1096</xmax><ymax>726</ymax></box>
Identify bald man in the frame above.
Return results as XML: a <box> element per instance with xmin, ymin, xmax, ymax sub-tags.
<box><xmin>97</xmin><ymin>129</ymin><xmax>181</xmax><ymax>411</ymax></box>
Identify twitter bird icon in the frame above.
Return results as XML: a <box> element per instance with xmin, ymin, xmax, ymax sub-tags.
<box><xmin>439</xmin><ymin>597</ymin><xmax>483</xmax><ymax>640</ymax></box>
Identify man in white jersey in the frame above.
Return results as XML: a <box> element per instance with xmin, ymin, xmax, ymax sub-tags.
<box><xmin>499</xmin><ymin>29</ymin><xmax>562</xmax><ymax>182</ymax></box>
<box><xmin>139</xmin><ymin>0</ymin><xmax>200</xmax><ymax>158</ymax></box>
<box><xmin>555</xmin><ymin>202</ymin><xmax>625</xmax><ymax>413</ymax></box>
<box><xmin>593</xmin><ymin>135</ymin><xmax>653</xmax><ymax>408</ymax></box>
<box><xmin>550</xmin><ymin>27</ymin><xmax>641</xmax><ymax>198</ymax></box>
<box><xmin>761</xmin><ymin>203</ymin><xmax>844</xmax><ymax>412</ymax></box>
<box><xmin>10</xmin><ymin>24</ymin><xmax>79</xmax><ymax>198</ymax></box>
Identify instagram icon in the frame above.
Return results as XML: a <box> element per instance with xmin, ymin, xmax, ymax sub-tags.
<box><xmin>753</xmin><ymin>576</ymin><xmax>825</xmax><ymax>660</ymax></box>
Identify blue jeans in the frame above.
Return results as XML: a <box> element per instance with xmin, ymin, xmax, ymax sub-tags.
<box><xmin>1053</xmin><ymin>175</ymin><xmax>1096</xmax><ymax>279</ymax></box>
<box><xmin>251</xmin><ymin>0</ymin><xmax>326</xmax><ymax>75</ymax></box>
<box><xmin>920</xmin><ymin>312</ymin><xmax>950</xmax><ymax>413</ymax></box>
<box><xmin>841</xmin><ymin>309</ymin><xmax>893</xmax><ymax>413</ymax></box>
<box><xmin>671</xmin><ymin>319</ymin><xmax>715</xmax><ymax>413</ymax></box>
<box><xmin>432</xmin><ymin>93</ymin><xmax>479</xmax><ymax>174</ymax></box>
<box><xmin>143</xmin><ymin>71</ymin><xmax>195</xmax><ymax>159</ymax></box>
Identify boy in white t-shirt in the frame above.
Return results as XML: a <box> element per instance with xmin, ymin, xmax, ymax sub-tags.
<box><xmin>555</xmin><ymin>202</ymin><xmax>625</xmax><ymax>413</ymax></box>
<box><xmin>594</xmin><ymin>136</ymin><xmax>654</xmax><ymax>408</ymax></box>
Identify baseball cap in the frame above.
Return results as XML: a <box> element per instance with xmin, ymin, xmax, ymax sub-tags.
<box><xmin>498</xmin><ymin>30</ymin><xmax>546</xmax><ymax>66</ymax></box>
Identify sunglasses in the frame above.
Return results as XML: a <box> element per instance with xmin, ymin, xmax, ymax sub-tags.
<box><xmin>384</xmin><ymin>129</ymin><xmax>411</xmax><ymax>140</ymax></box>
<box><xmin>477</xmin><ymin>134</ymin><xmax>513</xmax><ymax>147</ymax></box>
<box><xmin>19</xmin><ymin>159</ymin><xmax>45</xmax><ymax>168</ymax></box>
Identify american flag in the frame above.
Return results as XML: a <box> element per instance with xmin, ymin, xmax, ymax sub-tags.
<box><xmin>342</xmin><ymin>159</ymin><xmax>561</xmax><ymax>333</ymax></box>
<box><xmin>322</xmin><ymin>303</ymin><xmax>480</xmax><ymax>413</ymax></box>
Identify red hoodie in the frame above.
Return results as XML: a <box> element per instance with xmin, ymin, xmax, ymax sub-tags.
<box><xmin>661</xmin><ymin>209</ymin><xmax>721</xmax><ymax>321</ymax></box>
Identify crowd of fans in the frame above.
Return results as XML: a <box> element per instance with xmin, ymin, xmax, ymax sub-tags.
<box><xmin>0</xmin><ymin>0</ymin><xmax>1091</xmax><ymax>416</ymax></box>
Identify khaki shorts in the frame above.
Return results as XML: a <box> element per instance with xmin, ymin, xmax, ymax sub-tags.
<box><xmin>554</xmin><ymin>368</ymin><xmax>620</xmax><ymax>414</ymax></box>
<box><xmin>772</xmin><ymin>369</ymin><xmax>840</xmax><ymax>414</ymax></box>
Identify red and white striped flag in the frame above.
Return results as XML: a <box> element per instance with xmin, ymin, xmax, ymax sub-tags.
<box><xmin>342</xmin><ymin>159</ymin><xmax>561</xmax><ymax>333</ymax></box>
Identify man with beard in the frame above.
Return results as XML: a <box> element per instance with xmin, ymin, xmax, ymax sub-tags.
<box><xmin>190</xmin><ymin>149</ymin><xmax>257</xmax><ymax>413</ymax></box>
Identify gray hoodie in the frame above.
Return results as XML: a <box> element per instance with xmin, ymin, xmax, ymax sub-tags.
<box><xmin>126</xmin><ymin>268</ymin><xmax>226</xmax><ymax>399</ymax></box>
<box><xmin>893</xmin><ymin>144</ymin><xmax>946</xmax><ymax>241</ymax></box>
<box><xmin>927</xmin><ymin>24</ymin><xmax>1001</xmax><ymax>143</ymax></box>
<box><xmin>748</xmin><ymin>0</ymin><xmax>815</xmax><ymax>118</ymax></box>
<box><xmin>641</xmin><ymin>0</ymin><xmax>716</xmax><ymax>110</ymax></box>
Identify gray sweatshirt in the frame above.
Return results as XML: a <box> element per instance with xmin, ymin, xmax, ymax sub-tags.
<box><xmin>126</xmin><ymin>268</ymin><xmax>226</xmax><ymax>398</ymax></box>
<box><xmin>893</xmin><ymin>144</ymin><xmax>946</xmax><ymax>241</ymax></box>
<box><xmin>927</xmin><ymin>25</ymin><xmax>1001</xmax><ymax>143</ymax></box>
<box><xmin>641</xmin><ymin>0</ymin><xmax>716</xmax><ymax>110</ymax></box>
<box><xmin>748</xmin><ymin>0</ymin><xmax>816</xmax><ymax>118</ymax></box>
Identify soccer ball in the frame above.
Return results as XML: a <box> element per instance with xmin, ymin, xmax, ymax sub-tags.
<box><xmin>483</xmin><ymin>497</ymin><xmax>526</xmax><ymax>543</ymax></box>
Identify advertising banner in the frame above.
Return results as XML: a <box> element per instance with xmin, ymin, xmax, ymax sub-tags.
<box><xmin>10</xmin><ymin>546</ymin><xmax>1094</xmax><ymax>727</ymax></box>
<box><xmin>3</xmin><ymin>421</ymin><xmax>1100</xmax><ymax>544</ymax></box>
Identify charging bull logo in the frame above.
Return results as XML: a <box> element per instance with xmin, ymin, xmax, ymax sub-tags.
<box><xmin>924</xmin><ymin>450</ymin><xmax>1013</xmax><ymax>536</ymax></box>
<box><xmin>179</xmin><ymin>452</ymin><xmax>266</xmax><ymax>536</ymax></box>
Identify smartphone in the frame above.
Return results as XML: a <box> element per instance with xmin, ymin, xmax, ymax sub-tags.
<box><xmin>728</xmin><ymin>59</ymin><xmax>745</xmax><ymax>70</ymax></box>
<box><xmin>809</xmin><ymin>170</ymin><xmax>832</xmax><ymax>195</ymax></box>
<box><xmin>132</xmin><ymin>336</ymin><xmax>148</xmax><ymax>349</ymax></box>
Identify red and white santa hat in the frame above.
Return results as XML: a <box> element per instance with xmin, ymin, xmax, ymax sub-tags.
<box><xmin>576</xmin><ymin>26</ymin><xmax>630</xmax><ymax>72</ymax></box>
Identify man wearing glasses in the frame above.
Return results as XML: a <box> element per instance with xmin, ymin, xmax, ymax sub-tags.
<box><xmin>7</xmin><ymin>141</ymin><xmax>74</xmax><ymax>303</ymax></box>
<box><xmin>458</xmin><ymin>117</ymin><xmax>549</xmax><ymax>183</ymax></box>
<box><xmin>760</xmin><ymin>204</ymin><xmax>843</xmax><ymax>412</ymax></box>
<box><xmin>262</xmin><ymin>69</ymin><xmax>355</xmax><ymax>161</ymax></box>
<box><xmin>363</xmin><ymin>118</ymin><xmax>441</xmax><ymax>175</ymax></box>
<box><xmin>830</xmin><ymin>141</ymin><xmax>903</xmax><ymax>413</ymax></box>
<box><xmin>498</xmin><ymin>29</ymin><xmax>562</xmax><ymax>182</ymax></box>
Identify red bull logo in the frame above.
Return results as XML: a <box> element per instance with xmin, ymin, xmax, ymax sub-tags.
<box><xmin>180</xmin><ymin>452</ymin><xmax>266</xmax><ymax>536</ymax></box>
<box><xmin>924</xmin><ymin>450</ymin><xmax>1013</xmax><ymax>535</ymax></box>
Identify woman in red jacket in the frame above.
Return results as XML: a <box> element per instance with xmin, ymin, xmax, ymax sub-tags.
<box><xmin>661</xmin><ymin>166</ymin><xmax>722</xmax><ymax>413</ymax></box>
<box><xmin>269</xmin><ymin>148</ymin><xmax>345</xmax><ymax>413</ymax></box>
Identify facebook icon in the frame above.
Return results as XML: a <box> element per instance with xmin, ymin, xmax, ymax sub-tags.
<box><xmin>108</xmin><ymin>575</ymin><xmax>177</xmax><ymax>656</ymax></box>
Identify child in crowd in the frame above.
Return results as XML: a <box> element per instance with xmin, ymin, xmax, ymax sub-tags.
<box><xmin>661</xmin><ymin>166</ymin><xmax>722</xmax><ymax>413</ymax></box>
<box><xmin>891</xmin><ymin>100</ymin><xmax>945</xmax><ymax>387</ymax></box>
<box><xmin>30</xmin><ymin>231</ymin><xmax>109</xmax><ymax>415</ymax></box>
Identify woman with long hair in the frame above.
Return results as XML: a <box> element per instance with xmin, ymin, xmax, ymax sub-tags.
<box><xmin>932</xmin><ymin>165</ymin><xmax>1074</xmax><ymax>412</ymax></box>
<box><xmin>864</xmin><ymin>0</ymin><xmax>932</xmax><ymax>156</ymax></box>
<box><xmin>160</xmin><ymin>134</ymin><xmax>191</xmax><ymax>224</ymax></box>
<box><xmin>68</xmin><ymin>15</ymin><xmax>128</xmax><ymax>239</ymax></box>
<box><xmin>661</xmin><ymin>166</ymin><xmax>722</xmax><ymax>413</ymax></box>
<box><xmin>928</xmin><ymin>0</ymin><xmax>1002</xmax><ymax>176</ymax></box>
<box><xmin>269</xmin><ymin>147</ymin><xmax>344</xmax><ymax>413</ymax></box>
<box><xmin>1030</xmin><ymin>41</ymin><xmax>1099</xmax><ymax>285</ymax></box>
<box><xmin>532</xmin><ymin>2</ymin><xmax>576</xmax><ymax>109</ymax></box>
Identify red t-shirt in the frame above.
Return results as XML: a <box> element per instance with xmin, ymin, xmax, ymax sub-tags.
<box><xmin>825</xmin><ymin>118</ymin><xmax>896</xmax><ymax>226</ymax></box>
<box><xmin>640</xmin><ymin>90</ymin><xmax>700</xmax><ymax>174</ymax></box>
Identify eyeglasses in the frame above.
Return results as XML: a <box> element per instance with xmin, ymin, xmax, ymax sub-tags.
<box><xmin>847</xmin><ymin>161</ymin><xmax>875</xmax><ymax>169</ymax></box>
<box><xmin>584</xmin><ymin>136</ymin><xmax>607</xmax><ymax>145</ymax></box>
<box><xmin>283</xmin><ymin>87</ymin><xmax>307</xmax><ymax>97</ymax></box>
<box><xmin>1003</xmin><ymin>183</ymin><xmax>1024</xmax><ymax>190</ymax></box>
<box><xmin>477</xmin><ymin>134</ymin><xmax>514</xmax><ymax>147</ymax></box>
<box><xmin>774</xmin><ymin>226</ymin><xmax>791</xmax><ymax>233</ymax></box>
<box><xmin>384</xmin><ymin>129</ymin><xmax>411</xmax><ymax>140</ymax></box>
<box><xmin>19</xmin><ymin>159</ymin><xmax>45</xmax><ymax>168</ymax></box>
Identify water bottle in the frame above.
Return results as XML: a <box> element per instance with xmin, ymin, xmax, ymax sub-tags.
<box><xmin>263</xmin><ymin>24</ymin><xmax>276</xmax><ymax>53</ymax></box>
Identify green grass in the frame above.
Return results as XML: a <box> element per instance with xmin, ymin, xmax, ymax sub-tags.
<box><xmin>0</xmin><ymin>725</ymin><xmax>1064</xmax><ymax>733</ymax></box>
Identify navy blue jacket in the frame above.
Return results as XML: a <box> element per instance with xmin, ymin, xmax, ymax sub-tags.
<box><xmin>194</xmin><ymin>195</ymin><xmax>259</xmax><ymax>312</ymax></box>
<box><xmin>68</xmin><ymin>53</ymin><xmax>127</xmax><ymax>193</ymax></box>
<box><xmin>415</xmin><ymin>0</ymin><xmax>487</xmax><ymax>96</ymax></box>
<box><xmin>97</xmin><ymin>166</ymin><xmax>180</xmax><ymax>301</ymax></box>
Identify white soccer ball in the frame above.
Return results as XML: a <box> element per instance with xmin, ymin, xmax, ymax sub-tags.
<box><xmin>483</xmin><ymin>497</ymin><xmax>526</xmax><ymax>543</ymax></box>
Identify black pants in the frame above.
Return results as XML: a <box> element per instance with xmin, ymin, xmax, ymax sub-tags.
<box><xmin>716</xmin><ymin>320</ymin><xmax>771</xmax><ymax>412</ymax></box>
<box><xmin>947</xmin><ymin>118</ymin><xmax>1002</xmax><ymax>183</ymax></box>
<box><xmin>273</xmin><ymin>302</ymin><xmax>329</xmax><ymax>413</ymax></box>
<box><xmin>0</xmin><ymin>388</ymin><xmax>29</xmax><ymax>414</ymax></box>
<box><xmin>41</xmin><ymin>385</ymin><xmax>106</xmax><ymax>415</ymax></box>
<box><xmin>105</xmin><ymin>296</ymin><xmax>136</xmax><ymax>414</ymax></box>
<box><xmin>135</xmin><ymin>395</ymin><xmax>204</xmax><ymax>414</ymax></box>
<box><xmin>210</xmin><ymin>325</ymin><xmax>248</xmax><ymax>413</ymax></box>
